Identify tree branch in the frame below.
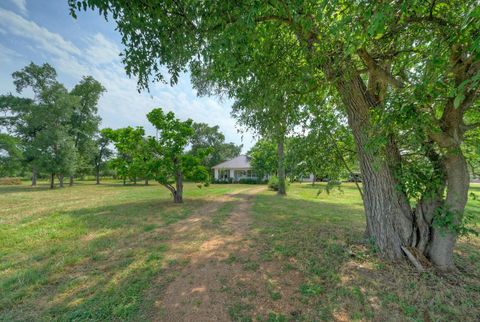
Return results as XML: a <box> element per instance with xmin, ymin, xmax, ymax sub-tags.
<box><xmin>357</xmin><ymin>48</ymin><xmax>405</xmax><ymax>89</ymax></box>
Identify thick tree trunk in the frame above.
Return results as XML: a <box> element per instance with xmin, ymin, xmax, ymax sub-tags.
<box><xmin>31</xmin><ymin>167</ymin><xmax>37</xmax><ymax>187</ymax></box>
<box><xmin>277</xmin><ymin>137</ymin><xmax>286</xmax><ymax>196</ymax></box>
<box><xmin>69</xmin><ymin>175</ymin><xmax>74</xmax><ymax>186</ymax></box>
<box><xmin>50</xmin><ymin>173</ymin><xmax>55</xmax><ymax>189</ymax></box>
<box><xmin>334</xmin><ymin>73</ymin><xmax>414</xmax><ymax>261</ymax></box>
<box><xmin>428</xmin><ymin>151</ymin><xmax>469</xmax><ymax>271</ymax></box>
<box><xmin>59</xmin><ymin>174</ymin><xmax>64</xmax><ymax>188</ymax></box>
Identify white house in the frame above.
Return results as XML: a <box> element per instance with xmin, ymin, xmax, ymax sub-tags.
<box><xmin>212</xmin><ymin>155</ymin><xmax>315</xmax><ymax>183</ymax></box>
<box><xmin>212</xmin><ymin>155</ymin><xmax>258</xmax><ymax>181</ymax></box>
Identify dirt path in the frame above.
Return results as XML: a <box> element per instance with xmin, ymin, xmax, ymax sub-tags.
<box><xmin>142</xmin><ymin>186</ymin><xmax>305</xmax><ymax>321</ymax></box>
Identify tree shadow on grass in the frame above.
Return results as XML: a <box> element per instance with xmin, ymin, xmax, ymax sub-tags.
<box><xmin>245</xmin><ymin>193</ymin><xmax>480</xmax><ymax>321</ymax></box>
<box><xmin>0</xmin><ymin>197</ymin><xmax>229</xmax><ymax>321</ymax></box>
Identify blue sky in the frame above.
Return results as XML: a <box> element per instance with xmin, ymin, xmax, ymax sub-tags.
<box><xmin>0</xmin><ymin>0</ymin><xmax>255</xmax><ymax>151</ymax></box>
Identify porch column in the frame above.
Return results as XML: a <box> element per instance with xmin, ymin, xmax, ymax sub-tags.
<box><xmin>214</xmin><ymin>168</ymin><xmax>219</xmax><ymax>180</ymax></box>
<box><xmin>230</xmin><ymin>169</ymin><xmax>235</xmax><ymax>179</ymax></box>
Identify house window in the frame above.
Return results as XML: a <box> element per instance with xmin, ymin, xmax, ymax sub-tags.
<box><xmin>218</xmin><ymin>169</ymin><xmax>230</xmax><ymax>180</ymax></box>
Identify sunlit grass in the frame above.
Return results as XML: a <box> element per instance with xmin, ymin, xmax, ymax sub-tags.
<box><xmin>0</xmin><ymin>181</ymin><xmax>251</xmax><ymax>321</ymax></box>
<box><xmin>250</xmin><ymin>182</ymin><xmax>480</xmax><ymax>321</ymax></box>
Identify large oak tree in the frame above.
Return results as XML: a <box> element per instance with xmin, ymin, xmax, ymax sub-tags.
<box><xmin>70</xmin><ymin>0</ymin><xmax>480</xmax><ymax>271</ymax></box>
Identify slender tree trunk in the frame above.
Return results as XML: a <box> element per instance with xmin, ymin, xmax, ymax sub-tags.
<box><xmin>50</xmin><ymin>173</ymin><xmax>55</xmax><ymax>189</ymax></box>
<box><xmin>174</xmin><ymin>172</ymin><xmax>183</xmax><ymax>203</ymax></box>
<box><xmin>31</xmin><ymin>166</ymin><xmax>37</xmax><ymax>187</ymax></box>
<box><xmin>277</xmin><ymin>136</ymin><xmax>286</xmax><ymax>196</ymax></box>
<box><xmin>134</xmin><ymin>177</ymin><xmax>137</xmax><ymax>185</ymax></box>
<box><xmin>311</xmin><ymin>174</ymin><xmax>315</xmax><ymax>186</ymax></box>
<box><xmin>145</xmin><ymin>178</ymin><xmax>149</xmax><ymax>185</ymax></box>
<box><xmin>123</xmin><ymin>177</ymin><xmax>126</xmax><ymax>186</ymax></box>
<box><xmin>96</xmin><ymin>166</ymin><xmax>100</xmax><ymax>184</ymax></box>
<box><xmin>59</xmin><ymin>174</ymin><xmax>64</xmax><ymax>188</ymax></box>
<box><xmin>69</xmin><ymin>175</ymin><xmax>74</xmax><ymax>186</ymax></box>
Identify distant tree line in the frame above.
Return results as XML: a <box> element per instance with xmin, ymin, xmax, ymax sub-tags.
<box><xmin>0</xmin><ymin>63</ymin><xmax>241</xmax><ymax>203</ymax></box>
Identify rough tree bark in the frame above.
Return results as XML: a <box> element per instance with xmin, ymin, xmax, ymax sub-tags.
<box><xmin>69</xmin><ymin>175</ymin><xmax>74</xmax><ymax>186</ymax></box>
<box><xmin>277</xmin><ymin>136</ymin><xmax>286</xmax><ymax>196</ymax></box>
<box><xmin>333</xmin><ymin>71</ymin><xmax>414</xmax><ymax>261</ymax></box>
<box><xmin>50</xmin><ymin>173</ymin><xmax>55</xmax><ymax>189</ymax></box>
<box><xmin>59</xmin><ymin>174</ymin><xmax>64</xmax><ymax>188</ymax></box>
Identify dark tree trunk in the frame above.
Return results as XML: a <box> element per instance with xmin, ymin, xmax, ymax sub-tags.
<box><xmin>96</xmin><ymin>167</ymin><xmax>100</xmax><ymax>184</ymax></box>
<box><xmin>334</xmin><ymin>73</ymin><xmax>414</xmax><ymax>261</ymax></box>
<box><xmin>312</xmin><ymin>174</ymin><xmax>315</xmax><ymax>186</ymax></box>
<box><xmin>59</xmin><ymin>174</ymin><xmax>64</xmax><ymax>188</ymax></box>
<box><xmin>69</xmin><ymin>175</ymin><xmax>74</xmax><ymax>186</ymax></box>
<box><xmin>123</xmin><ymin>177</ymin><xmax>126</xmax><ymax>186</ymax></box>
<box><xmin>174</xmin><ymin>168</ymin><xmax>183</xmax><ymax>203</ymax></box>
<box><xmin>277</xmin><ymin>137</ymin><xmax>286</xmax><ymax>196</ymax></box>
<box><xmin>31</xmin><ymin>167</ymin><xmax>37</xmax><ymax>187</ymax></box>
<box><xmin>50</xmin><ymin>173</ymin><xmax>55</xmax><ymax>189</ymax></box>
<box><xmin>134</xmin><ymin>177</ymin><xmax>137</xmax><ymax>185</ymax></box>
<box><xmin>428</xmin><ymin>150</ymin><xmax>469</xmax><ymax>271</ymax></box>
<box><xmin>145</xmin><ymin>179</ymin><xmax>149</xmax><ymax>185</ymax></box>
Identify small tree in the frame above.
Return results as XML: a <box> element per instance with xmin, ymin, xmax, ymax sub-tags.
<box><xmin>147</xmin><ymin>108</ymin><xmax>209</xmax><ymax>203</ymax></box>
<box><xmin>104</xmin><ymin>126</ymin><xmax>145</xmax><ymax>185</ymax></box>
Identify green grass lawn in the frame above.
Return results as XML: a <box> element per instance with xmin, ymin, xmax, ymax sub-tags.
<box><xmin>0</xmin><ymin>181</ymin><xmax>479</xmax><ymax>321</ymax></box>
<box><xmin>249</xmin><ymin>183</ymin><xmax>480</xmax><ymax>321</ymax></box>
<box><xmin>0</xmin><ymin>181</ymin><xmax>251</xmax><ymax>321</ymax></box>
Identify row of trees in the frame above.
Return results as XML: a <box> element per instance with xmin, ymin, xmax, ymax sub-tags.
<box><xmin>0</xmin><ymin>63</ymin><xmax>107</xmax><ymax>188</ymax></box>
<box><xmin>70</xmin><ymin>0</ymin><xmax>480</xmax><ymax>271</ymax></box>
<box><xmin>0</xmin><ymin>63</ymin><xmax>242</xmax><ymax>202</ymax></box>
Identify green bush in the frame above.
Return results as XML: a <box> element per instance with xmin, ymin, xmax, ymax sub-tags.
<box><xmin>268</xmin><ymin>176</ymin><xmax>279</xmax><ymax>191</ymax></box>
<box><xmin>238</xmin><ymin>178</ymin><xmax>261</xmax><ymax>184</ymax></box>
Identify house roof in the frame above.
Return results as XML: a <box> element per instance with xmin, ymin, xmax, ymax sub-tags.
<box><xmin>212</xmin><ymin>155</ymin><xmax>251</xmax><ymax>169</ymax></box>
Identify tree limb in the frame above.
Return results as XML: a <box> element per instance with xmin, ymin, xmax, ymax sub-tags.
<box><xmin>357</xmin><ymin>48</ymin><xmax>405</xmax><ymax>89</ymax></box>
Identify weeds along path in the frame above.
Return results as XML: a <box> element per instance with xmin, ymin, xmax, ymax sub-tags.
<box><xmin>142</xmin><ymin>185</ymin><xmax>307</xmax><ymax>322</ymax></box>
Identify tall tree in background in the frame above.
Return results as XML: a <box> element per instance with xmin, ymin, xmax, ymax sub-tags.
<box><xmin>69</xmin><ymin>76</ymin><xmax>105</xmax><ymax>185</ymax></box>
<box><xmin>7</xmin><ymin>63</ymin><xmax>78</xmax><ymax>188</ymax></box>
<box><xmin>71</xmin><ymin>1</ymin><xmax>480</xmax><ymax>271</ymax></box>
<box><xmin>92</xmin><ymin>129</ymin><xmax>112</xmax><ymax>184</ymax></box>
<box><xmin>147</xmin><ymin>108</ymin><xmax>209</xmax><ymax>203</ymax></box>
<box><xmin>189</xmin><ymin>122</ymin><xmax>242</xmax><ymax>170</ymax></box>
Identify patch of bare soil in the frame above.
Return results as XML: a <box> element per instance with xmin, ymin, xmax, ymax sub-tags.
<box><xmin>142</xmin><ymin>187</ymin><xmax>308</xmax><ymax>321</ymax></box>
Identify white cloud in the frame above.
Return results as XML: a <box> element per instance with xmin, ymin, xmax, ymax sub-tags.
<box><xmin>0</xmin><ymin>43</ymin><xmax>22</xmax><ymax>63</ymax></box>
<box><xmin>0</xmin><ymin>9</ymin><xmax>80</xmax><ymax>59</ymax></box>
<box><xmin>0</xmin><ymin>9</ymin><xmax>255</xmax><ymax>151</ymax></box>
<box><xmin>8</xmin><ymin>0</ymin><xmax>27</xmax><ymax>16</ymax></box>
<box><xmin>84</xmin><ymin>33</ymin><xmax>121</xmax><ymax>65</ymax></box>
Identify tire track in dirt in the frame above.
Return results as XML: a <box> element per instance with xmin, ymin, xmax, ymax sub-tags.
<box><xmin>144</xmin><ymin>186</ymin><xmax>306</xmax><ymax>321</ymax></box>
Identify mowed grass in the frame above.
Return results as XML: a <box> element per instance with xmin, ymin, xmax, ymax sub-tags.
<box><xmin>249</xmin><ymin>183</ymin><xmax>480</xmax><ymax>321</ymax></box>
<box><xmin>0</xmin><ymin>181</ymin><xmax>250</xmax><ymax>321</ymax></box>
<box><xmin>1</xmin><ymin>181</ymin><xmax>479</xmax><ymax>321</ymax></box>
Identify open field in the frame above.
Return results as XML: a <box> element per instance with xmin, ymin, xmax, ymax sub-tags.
<box><xmin>0</xmin><ymin>181</ymin><xmax>479</xmax><ymax>321</ymax></box>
